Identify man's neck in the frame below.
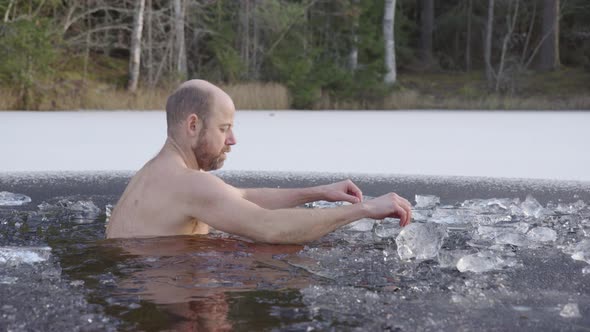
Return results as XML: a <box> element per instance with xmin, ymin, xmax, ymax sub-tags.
<box><xmin>163</xmin><ymin>137</ymin><xmax>201</xmax><ymax>170</ymax></box>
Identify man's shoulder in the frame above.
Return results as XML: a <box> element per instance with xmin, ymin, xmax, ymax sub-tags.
<box><xmin>179</xmin><ymin>170</ymin><xmax>238</xmax><ymax>196</ymax></box>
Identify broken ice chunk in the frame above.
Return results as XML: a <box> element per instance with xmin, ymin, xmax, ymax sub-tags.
<box><xmin>373</xmin><ymin>219</ymin><xmax>401</xmax><ymax>238</ymax></box>
<box><xmin>460</xmin><ymin>198</ymin><xmax>519</xmax><ymax>214</ymax></box>
<box><xmin>0</xmin><ymin>246</ymin><xmax>51</xmax><ymax>265</ymax></box>
<box><xmin>345</xmin><ymin>218</ymin><xmax>375</xmax><ymax>232</ymax></box>
<box><xmin>494</xmin><ymin>232</ymin><xmax>531</xmax><ymax>247</ymax></box>
<box><xmin>526</xmin><ymin>227</ymin><xmax>557</xmax><ymax>242</ymax></box>
<box><xmin>438</xmin><ymin>250</ymin><xmax>473</xmax><ymax>268</ymax></box>
<box><xmin>0</xmin><ymin>191</ymin><xmax>31</xmax><ymax>206</ymax></box>
<box><xmin>456</xmin><ymin>251</ymin><xmax>518</xmax><ymax>273</ymax></box>
<box><xmin>560</xmin><ymin>303</ymin><xmax>582</xmax><ymax>318</ymax></box>
<box><xmin>556</xmin><ymin>200</ymin><xmax>587</xmax><ymax>215</ymax></box>
<box><xmin>473</xmin><ymin>214</ymin><xmax>513</xmax><ymax>226</ymax></box>
<box><xmin>566</xmin><ymin>239</ymin><xmax>590</xmax><ymax>264</ymax></box>
<box><xmin>38</xmin><ymin>199</ymin><xmax>101</xmax><ymax>223</ymax></box>
<box><xmin>521</xmin><ymin>195</ymin><xmax>551</xmax><ymax>219</ymax></box>
<box><xmin>430</xmin><ymin>208</ymin><xmax>476</xmax><ymax>224</ymax></box>
<box><xmin>414</xmin><ymin>195</ymin><xmax>440</xmax><ymax>209</ymax></box>
<box><xmin>395</xmin><ymin>223</ymin><xmax>447</xmax><ymax>260</ymax></box>
<box><xmin>412</xmin><ymin>209</ymin><xmax>431</xmax><ymax>222</ymax></box>
<box><xmin>67</xmin><ymin>200</ymin><xmax>101</xmax><ymax>223</ymax></box>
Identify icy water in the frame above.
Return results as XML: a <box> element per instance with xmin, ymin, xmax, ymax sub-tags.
<box><xmin>1</xmin><ymin>171</ymin><xmax>590</xmax><ymax>331</ymax></box>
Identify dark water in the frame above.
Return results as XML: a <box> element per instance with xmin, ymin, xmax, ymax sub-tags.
<box><xmin>1</xmin><ymin>171</ymin><xmax>590</xmax><ymax>331</ymax></box>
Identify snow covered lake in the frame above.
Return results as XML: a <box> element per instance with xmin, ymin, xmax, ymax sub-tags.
<box><xmin>0</xmin><ymin>110</ymin><xmax>588</xmax><ymax>181</ymax></box>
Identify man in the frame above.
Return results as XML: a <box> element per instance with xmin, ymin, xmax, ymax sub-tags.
<box><xmin>106</xmin><ymin>79</ymin><xmax>412</xmax><ymax>243</ymax></box>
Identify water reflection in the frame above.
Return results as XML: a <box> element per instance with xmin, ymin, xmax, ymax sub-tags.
<box><xmin>103</xmin><ymin>236</ymin><xmax>307</xmax><ymax>331</ymax></box>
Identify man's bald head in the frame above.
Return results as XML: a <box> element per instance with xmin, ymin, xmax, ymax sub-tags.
<box><xmin>165</xmin><ymin>80</ymin><xmax>230</xmax><ymax>138</ymax></box>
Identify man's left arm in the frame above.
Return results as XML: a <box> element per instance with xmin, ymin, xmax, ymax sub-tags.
<box><xmin>239</xmin><ymin>180</ymin><xmax>363</xmax><ymax>209</ymax></box>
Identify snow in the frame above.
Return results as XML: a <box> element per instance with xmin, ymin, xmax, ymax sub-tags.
<box><xmin>0</xmin><ymin>110</ymin><xmax>589</xmax><ymax>181</ymax></box>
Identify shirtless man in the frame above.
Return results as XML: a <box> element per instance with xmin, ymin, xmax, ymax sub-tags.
<box><xmin>106</xmin><ymin>79</ymin><xmax>412</xmax><ymax>243</ymax></box>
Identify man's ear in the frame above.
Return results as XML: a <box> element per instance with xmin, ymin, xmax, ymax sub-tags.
<box><xmin>186</xmin><ymin>114</ymin><xmax>200</xmax><ymax>136</ymax></box>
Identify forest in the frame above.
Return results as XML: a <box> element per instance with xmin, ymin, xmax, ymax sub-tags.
<box><xmin>0</xmin><ymin>0</ymin><xmax>589</xmax><ymax>110</ymax></box>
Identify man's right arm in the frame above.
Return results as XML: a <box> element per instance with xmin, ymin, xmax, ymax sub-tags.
<box><xmin>185</xmin><ymin>174</ymin><xmax>411</xmax><ymax>244</ymax></box>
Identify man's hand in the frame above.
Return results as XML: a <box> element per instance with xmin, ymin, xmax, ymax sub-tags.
<box><xmin>320</xmin><ymin>180</ymin><xmax>364</xmax><ymax>204</ymax></box>
<box><xmin>363</xmin><ymin>193</ymin><xmax>412</xmax><ymax>227</ymax></box>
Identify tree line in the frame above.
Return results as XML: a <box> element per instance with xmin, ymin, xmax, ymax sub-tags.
<box><xmin>1</xmin><ymin>0</ymin><xmax>589</xmax><ymax>109</ymax></box>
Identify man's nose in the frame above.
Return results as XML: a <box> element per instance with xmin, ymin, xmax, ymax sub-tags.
<box><xmin>226</xmin><ymin>131</ymin><xmax>237</xmax><ymax>145</ymax></box>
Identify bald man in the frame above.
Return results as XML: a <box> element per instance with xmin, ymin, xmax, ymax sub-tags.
<box><xmin>106</xmin><ymin>80</ymin><xmax>412</xmax><ymax>243</ymax></box>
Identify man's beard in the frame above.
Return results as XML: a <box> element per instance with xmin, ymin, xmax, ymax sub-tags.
<box><xmin>193</xmin><ymin>132</ymin><xmax>230</xmax><ymax>171</ymax></box>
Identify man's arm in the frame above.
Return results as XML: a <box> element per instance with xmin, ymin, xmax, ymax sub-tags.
<box><xmin>186</xmin><ymin>174</ymin><xmax>411</xmax><ymax>244</ymax></box>
<box><xmin>239</xmin><ymin>180</ymin><xmax>364</xmax><ymax>209</ymax></box>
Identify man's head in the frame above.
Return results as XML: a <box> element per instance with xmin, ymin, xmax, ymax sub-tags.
<box><xmin>166</xmin><ymin>80</ymin><xmax>237</xmax><ymax>171</ymax></box>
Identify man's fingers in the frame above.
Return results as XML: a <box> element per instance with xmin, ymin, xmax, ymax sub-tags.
<box><xmin>337</xmin><ymin>192</ymin><xmax>360</xmax><ymax>204</ymax></box>
<box><xmin>393</xmin><ymin>195</ymin><xmax>412</xmax><ymax>227</ymax></box>
<box><xmin>396</xmin><ymin>207</ymin><xmax>408</xmax><ymax>227</ymax></box>
<box><xmin>402</xmin><ymin>197</ymin><xmax>411</xmax><ymax>207</ymax></box>
<box><xmin>346</xmin><ymin>181</ymin><xmax>363</xmax><ymax>202</ymax></box>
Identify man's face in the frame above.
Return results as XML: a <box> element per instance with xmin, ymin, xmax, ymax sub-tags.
<box><xmin>192</xmin><ymin>97</ymin><xmax>237</xmax><ymax>171</ymax></box>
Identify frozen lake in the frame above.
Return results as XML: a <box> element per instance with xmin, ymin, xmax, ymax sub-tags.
<box><xmin>0</xmin><ymin>110</ymin><xmax>589</xmax><ymax>181</ymax></box>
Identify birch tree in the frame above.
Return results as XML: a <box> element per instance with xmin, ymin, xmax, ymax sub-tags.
<box><xmin>173</xmin><ymin>0</ymin><xmax>187</xmax><ymax>80</ymax></box>
<box><xmin>465</xmin><ymin>0</ymin><xmax>473</xmax><ymax>71</ymax></box>
<box><xmin>349</xmin><ymin>0</ymin><xmax>360</xmax><ymax>71</ymax></box>
<box><xmin>127</xmin><ymin>0</ymin><xmax>145</xmax><ymax>92</ymax></box>
<box><xmin>539</xmin><ymin>0</ymin><xmax>560</xmax><ymax>70</ymax></box>
<box><xmin>383</xmin><ymin>0</ymin><xmax>397</xmax><ymax>84</ymax></box>
<box><xmin>418</xmin><ymin>0</ymin><xmax>434</xmax><ymax>68</ymax></box>
<box><xmin>484</xmin><ymin>0</ymin><xmax>495</xmax><ymax>87</ymax></box>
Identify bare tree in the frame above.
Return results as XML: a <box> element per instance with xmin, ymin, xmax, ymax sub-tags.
<box><xmin>174</xmin><ymin>0</ymin><xmax>187</xmax><ymax>80</ymax></box>
<box><xmin>539</xmin><ymin>0</ymin><xmax>560</xmax><ymax>70</ymax></box>
<box><xmin>128</xmin><ymin>0</ymin><xmax>145</xmax><ymax>92</ymax></box>
<box><xmin>495</xmin><ymin>0</ymin><xmax>520</xmax><ymax>92</ymax></box>
<box><xmin>349</xmin><ymin>0</ymin><xmax>360</xmax><ymax>71</ymax></box>
<box><xmin>418</xmin><ymin>0</ymin><xmax>434</xmax><ymax>68</ymax></box>
<box><xmin>484</xmin><ymin>0</ymin><xmax>495</xmax><ymax>87</ymax></box>
<box><xmin>384</xmin><ymin>0</ymin><xmax>397</xmax><ymax>84</ymax></box>
<box><xmin>465</xmin><ymin>0</ymin><xmax>473</xmax><ymax>71</ymax></box>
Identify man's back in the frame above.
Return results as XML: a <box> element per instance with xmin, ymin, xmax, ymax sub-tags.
<box><xmin>106</xmin><ymin>152</ymin><xmax>209</xmax><ymax>238</ymax></box>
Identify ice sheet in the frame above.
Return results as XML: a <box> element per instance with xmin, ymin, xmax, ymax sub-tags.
<box><xmin>1</xmin><ymin>111</ymin><xmax>589</xmax><ymax>181</ymax></box>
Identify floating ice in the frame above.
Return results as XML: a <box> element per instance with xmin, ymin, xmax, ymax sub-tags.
<box><xmin>0</xmin><ymin>191</ymin><xmax>31</xmax><ymax>206</ymax></box>
<box><xmin>395</xmin><ymin>223</ymin><xmax>447</xmax><ymax>260</ymax></box>
<box><xmin>560</xmin><ymin>303</ymin><xmax>582</xmax><ymax>318</ymax></box>
<box><xmin>412</xmin><ymin>209</ymin><xmax>431</xmax><ymax>222</ymax></box>
<box><xmin>430</xmin><ymin>208</ymin><xmax>476</xmax><ymax>224</ymax></box>
<box><xmin>0</xmin><ymin>246</ymin><xmax>51</xmax><ymax>265</ymax></box>
<box><xmin>414</xmin><ymin>195</ymin><xmax>440</xmax><ymax>209</ymax></box>
<box><xmin>475</xmin><ymin>224</ymin><xmax>554</xmax><ymax>247</ymax></box>
<box><xmin>38</xmin><ymin>199</ymin><xmax>101</xmax><ymax>223</ymax></box>
<box><xmin>105</xmin><ymin>204</ymin><xmax>114</xmax><ymax>223</ymax></box>
<box><xmin>520</xmin><ymin>195</ymin><xmax>551</xmax><ymax>219</ymax></box>
<box><xmin>0</xmin><ymin>276</ymin><xmax>18</xmax><ymax>284</ymax></box>
<box><xmin>555</xmin><ymin>200</ymin><xmax>587</xmax><ymax>215</ymax></box>
<box><xmin>476</xmin><ymin>223</ymin><xmax>529</xmax><ymax>239</ymax></box>
<box><xmin>438</xmin><ymin>250</ymin><xmax>473</xmax><ymax>268</ymax></box>
<box><xmin>373</xmin><ymin>219</ymin><xmax>401</xmax><ymax>238</ymax></box>
<box><xmin>565</xmin><ymin>239</ymin><xmax>590</xmax><ymax>264</ymax></box>
<box><xmin>494</xmin><ymin>232</ymin><xmax>530</xmax><ymax>247</ymax></box>
<box><xmin>473</xmin><ymin>214</ymin><xmax>513</xmax><ymax>226</ymax></box>
<box><xmin>526</xmin><ymin>227</ymin><xmax>557</xmax><ymax>242</ymax></box>
<box><xmin>304</xmin><ymin>200</ymin><xmax>349</xmax><ymax>209</ymax></box>
<box><xmin>345</xmin><ymin>218</ymin><xmax>375</xmax><ymax>232</ymax></box>
<box><xmin>456</xmin><ymin>251</ymin><xmax>518</xmax><ymax>273</ymax></box>
<box><xmin>67</xmin><ymin>201</ymin><xmax>101</xmax><ymax>222</ymax></box>
<box><xmin>460</xmin><ymin>198</ymin><xmax>519</xmax><ymax>214</ymax></box>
